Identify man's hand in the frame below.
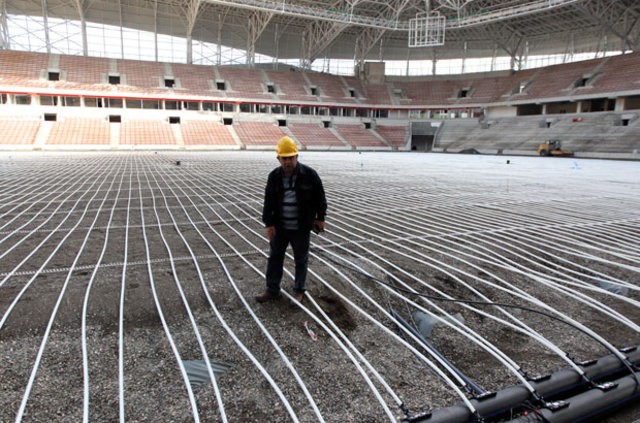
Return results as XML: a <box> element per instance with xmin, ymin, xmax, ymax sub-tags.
<box><xmin>312</xmin><ymin>220</ymin><xmax>325</xmax><ymax>234</ymax></box>
<box><xmin>265</xmin><ymin>226</ymin><xmax>276</xmax><ymax>241</ymax></box>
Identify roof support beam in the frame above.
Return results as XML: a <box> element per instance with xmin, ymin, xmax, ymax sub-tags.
<box><xmin>477</xmin><ymin>20</ymin><xmax>528</xmax><ymax>70</ymax></box>
<box><xmin>354</xmin><ymin>27</ymin><xmax>386</xmax><ymax>70</ymax></box>
<box><xmin>577</xmin><ymin>0</ymin><xmax>640</xmax><ymax>51</ymax></box>
<box><xmin>118</xmin><ymin>0</ymin><xmax>124</xmax><ymax>59</ymax></box>
<box><xmin>216</xmin><ymin>12</ymin><xmax>223</xmax><ymax>65</ymax></box>
<box><xmin>445</xmin><ymin>0</ymin><xmax>583</xmax><ymax>29</ymax></box>
<box><xmin>563</xmin><ymin>32</ymin><xmax>575</xmax><ymax>63</ymax></box>
<box><xmin>72</xmin><ymin>0</ymin><xmax>88</xmax><ymax>55</ymax></box>
<box><xmin>245</xmin><ymin>10</ymin><xmax>272</xmax><ymax>66</ymax></box>
<box><xmin>353</xmin><ymin>0</ymin><xmax>412</xmax><ymax>67</ymax></box>
<box><xmin>154</xmin><ymin>0</ymin><xmax>158</xmax><ymax>61</ymax></box>
<box><xmin>0</xmin><ymin>0</ymin><xmax>9</xmax><ymax>49</ymax></box>
<box><xmin>183</xmin><ymin>0</ymin><xmax>203</xmax><ymax>64</ymax></box>
<box><xmin>495</xmin><ymin>28</ymin><xmax>526</xmax><ymax>71</ymax></box>
<box><xmin>201</xmin><ymin>0</ymin><xmax>584</xmax><ymax>31</ymax></box>
<box><xmin>203</xmin><ymin>0</ymin><xmax>401</xmax><ymax>29</ymax></box>
<box><xmin>41</xmin><ymin>0</ymin><xmax>50</xmax><ymax>53</ymax></box>
<box><xmin>300</xmin><ymin>20</ymin><xmax>348</xmax><ymax>69</ymax></box>
<box><xmin>490</xmin><ymin>43</ymin><xmax>498</xmax><ymax>71</ymax></box>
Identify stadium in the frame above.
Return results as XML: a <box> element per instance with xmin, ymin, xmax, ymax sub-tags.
<box><xmin>0</xmin><ymin>0</ymin><xmax>639</xmax><ymax>422</ymax></box>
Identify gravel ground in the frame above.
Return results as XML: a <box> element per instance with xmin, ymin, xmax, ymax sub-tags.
<box><xmin>0</xmin><ymin>151</ymin><xmax>638</xmax><ymax>422</ymax></box>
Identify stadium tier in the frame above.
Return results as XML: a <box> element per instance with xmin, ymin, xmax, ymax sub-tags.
<box><xmin>1</xmin><ymin>50</ymin><xmax>640</xmax><ymax>157</ymax></box>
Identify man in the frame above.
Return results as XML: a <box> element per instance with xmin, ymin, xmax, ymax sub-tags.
<box><xmin>255</xmin><ymin>136</ymin><xmax>327</xmax><ymax>303</ymax></box>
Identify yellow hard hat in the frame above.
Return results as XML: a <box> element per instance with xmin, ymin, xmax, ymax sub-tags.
<box><xmin>276</xmin><ymin>136</ymin><xmax>298</xmax><ymax>157</ymax></box>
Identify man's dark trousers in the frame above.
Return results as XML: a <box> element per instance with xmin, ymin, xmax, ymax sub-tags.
<box><xmin>265</xmin><ymin>229</ymin><xmax>310</xmax><ymax>294</ymax></box>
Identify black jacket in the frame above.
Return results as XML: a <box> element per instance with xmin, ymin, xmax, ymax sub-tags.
<box><xmin>262</xmin><ymin>162</ymin><xmax>327</xmax><ymax>232</ymax></box>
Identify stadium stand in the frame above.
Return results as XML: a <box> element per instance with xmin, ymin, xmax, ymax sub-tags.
<box><xmin>456</xmin><ymin>75</ymin><xmax>512</xmax><ymax>104</ymax></box>
<box><xmin>2</xmin><ymin>50</ymin><xmax>640</xmax><ymax>108</ymax></box>
<box><xmin>171</xmin><ymin>63</ymin><xmax>216</xmax><ymax>92</ymax></box>
<box><xmin>0</xmin><ymin>51</ymin><xmax>49</xmax><ymax>88</ymax></box>
<box><xmin>499</xmin><ymin>67</ymin><xmax>543</xmax><ymax>101</ymax></box>
<box><xmin>374</xmin><ymin>124</ymin><xmax>410</xmax><ymax>149</ymax></box>
<box><xmin>180</xmin><ymin>120</ymin><xmax>238</xmax><ymax>147</ymax></box>
<box><xmin>359</xmin><ymin>81</ymin><xmax>394</xmax><ymax>105</ymax></box>
<box><xmin>434</xmin><ymin>112</ymin><xmax>640</xmax><ymax>157</ymax></box>
<box><xmin>542</xmin><ymin>113</ymin><xmax>640</xmax><ymax>154</ymax></box>
<box><xmin>436</xmin><ymin>115</ymin><xmax>570</xmax><ymax>154</ymax></box>
<box><xmin>2</xmin><ymin>50</ymin><xmax>640</xmax><ymax>157</ymax></box>
<box><xmin>216</xmin><ymin>67</ymin><xmax>271</xmax><ymax>100</ymax></box>
<box><xmin>119</xmin><ymin>119</ymin><xmax>177</xmax><ymax>146</ymax></box>
<box><xmin>583</xmin><ymin>53</ymin><xmax>640</xmax><ymax>95</ymax></box>
<box><xmin>264</xmin><ymin>69</ymin><xmax>317</xmax><ymax>102</ymax></box>
<box><xmin>519</xmin><ymin>58</ymin><xmax>604</xmax><ymax>100</ymax></box>
<box><xmin>303</xmin><ymin>72</ymin><xmax>358</xmax><ymax>103</ymax></box>
<box><xmin>46</xmin><ymin>117</ymin><xmax>110</xmax><ymax>146</ymax></box>
<box><xmin>394</xmin><ymin>78</ymin><xmax>461</xmax><ymax>105</ymax></box>
<box><xmin>0</xmin><ymin>117</ymin><xmax>40</xmax><ymax>145</ymax></box>
<box><xmin>342</xmin><ymin>76</ymin><xmax>366</xmax><ymax>101</ymax></box>
<box><xmin>116</xmin><ymin>59</ymin><xmax>167</xmax><ymax>90</ymax></box>
<box><xmin>333</xmin><ymin>124</ymin><xmax>390</xmax><ymax>149</ymax></box>
<box><xmin>234</xmin><ymin>121</ymin><xmax>287</xmax><ymax>147</ymax></box>
<box><xmin>58</xmin><ymin>54</ymin><xmax>112</xmax><ymax>86</ymax></box>
<box><xmin>434</xmin><ymin>119</ymin><xmax>485</xmax><ymax>152</ymax></box>
<box><xmin>287</xmin><ymin>122</ymin><xmax>347</xmax><ymax>149</ymax></box>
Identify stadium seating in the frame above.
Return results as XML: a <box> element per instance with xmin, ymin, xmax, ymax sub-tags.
<box><xmin>264</xmin><ymin>70</ymin><xmax>316</xmax><ymax>102</ymax></box>
<box><xmin>395</xmin><ymin>78</ymin><xmax>460</xmax><ymax>105</ymax></box>
<box><xmin>304</xmin><ymin>72</ymin><xmax>358</xmax><ymax>103</ymax></box>
<box><xmin>119</xmin><ymin>119</ymin><xmax>177</xmax><ymax>145</ymax></box>
<box><xmin>1</xmin><ymin>49</ymin><xmax>640</xmax><ymax>156</ymax></box>
<box><xmin>117</xmin><ymin>59</ymin><xmax>167</xmax><ymax>89</ymax></box>
<box><xmin>59</xmin><ymin>55</ymin><xmax>111</xmax><ymax>85</ymax></box>
<box><xmin>0</xmin><ymin>51</ymin><xmax>49</xmax><ymax>88</ymax></box>
<box><xmin>287</xmin><ymin>123</ymin><xmax>346</xmax><ymax>148</ymax></box>
<box><xmin>359</xmin><ymin>82</ymin><xmax>393</xmax><ymax>105</ymax></box>
<box><xmin>234</xmin><ymin>121</ymin><xmax>287</xmax><ymax>147</ymax></box>
<box><xmin>374</xmin><ymin>124</ymin><xmax>410</xmax><ymax>149</ymax></box>
<box><xmin>519</xmin><ymin>58</ymin><xmax>603</xmax><ymax>100</ymax></box>
<box><xmin>583</xmin><ymin>54</ymin><xmax>640</xmax><ymax>95</ymax></box>
<box><xmin>434</xmin><ymin>113</ymin><xmax>640</xmax><ymax>156</ymax></box>
<box><xmin>47</xmin><ymin>117</ymin><xmax>110</xmax><ymax>145</ymax></box>
<box><xmin>333</xmin><ymin>124</ymin><xmax>389</xmax><ymax>149</ymax></box>
<box><xmin>2</xmin><ymin>50</ymin><xmax>640</xmax><ymax>109</ymax></box>
<box><xmin>216</xmin><ymin>67</ymin><xmax>271</xmax><ymax>100</ymax></box>
<box><xmin>0</xmin><ymin>117</ymin><xmax>40</xmax><ymax>145</ymax></box>
<box><xmin>180</xmin><ymin>120</ymin><xmax>237</xmax><ymax>146</ymax></box>
<box><xmin>171</xmin><ymin>63</ymin><xmax>216</xmax><ymax>92</ymax></box>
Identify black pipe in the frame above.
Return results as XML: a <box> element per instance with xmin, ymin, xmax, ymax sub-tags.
<box><xmin>506</xmin><ymin>371</ymin><xmax>640</xmax><ymax>423</ymax></box>
<box><xmin>413</xmin><ymin>346</ymin><xmax>640</xmax><ymax>423</ymax></box>
<box><xmin>390</xmin><ymin>309</ymin><xmax>486</xmax><ymax>396</ymax></box>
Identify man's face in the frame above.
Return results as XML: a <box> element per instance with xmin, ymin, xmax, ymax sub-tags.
<box><xmin>278</xmin><ymin>154</ymin><xmax>298</xmax><ymax>175</ymax></box>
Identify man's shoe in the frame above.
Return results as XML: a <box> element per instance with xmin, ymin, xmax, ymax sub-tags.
<box><xmin>293</xmin><ymin>291</ymin><xmax>305</xmax><ymax>303</ymax></box>
<box><xmin>255</xmin><ymin>290</ymin><xmax>279</xmax><ymax>303</ymax></box>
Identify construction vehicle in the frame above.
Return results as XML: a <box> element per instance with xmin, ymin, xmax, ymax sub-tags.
<box><xmin>537</xmin><ymin>139</ymin><xmax>573</xmax><ymax>157</ymax></box>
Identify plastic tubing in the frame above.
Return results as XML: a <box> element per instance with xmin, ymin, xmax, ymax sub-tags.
<box><xmin>169</xmin><ymin>176</ymin><xmax>403</xmax><ymax>421</ymax></box>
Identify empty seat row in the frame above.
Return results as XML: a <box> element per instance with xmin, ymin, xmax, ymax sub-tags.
<box><xmin>0</xmin><ymin>117</ymin><xmax>406</xmax><ymax>149</ymax></box>
<box><xmin>3</xmin><ymin>50</ymin><xmax>640</xmax><ymax>107</ymax></box>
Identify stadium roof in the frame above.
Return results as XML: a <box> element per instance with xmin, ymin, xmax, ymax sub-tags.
<box><xmin>2</xmin><ymin>0</ymin><xmax>639</xmax><ymax>68</ymax></box>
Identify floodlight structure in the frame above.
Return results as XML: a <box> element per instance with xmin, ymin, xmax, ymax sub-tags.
<box><xmin>409</xmin><ymin>12</ymin><xmax>445</xmax><ymax>48</ymax></box>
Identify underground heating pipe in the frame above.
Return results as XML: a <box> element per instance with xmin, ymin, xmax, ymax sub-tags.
<box><xmin>505</xmin><ymin>371</ymin><xmax>640</xmax><ymax>423</ymax></box>
<box><xmin>412</xmin><ymin>346</ymin><xmax>640</xmax><ymax>423</ymax></box>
